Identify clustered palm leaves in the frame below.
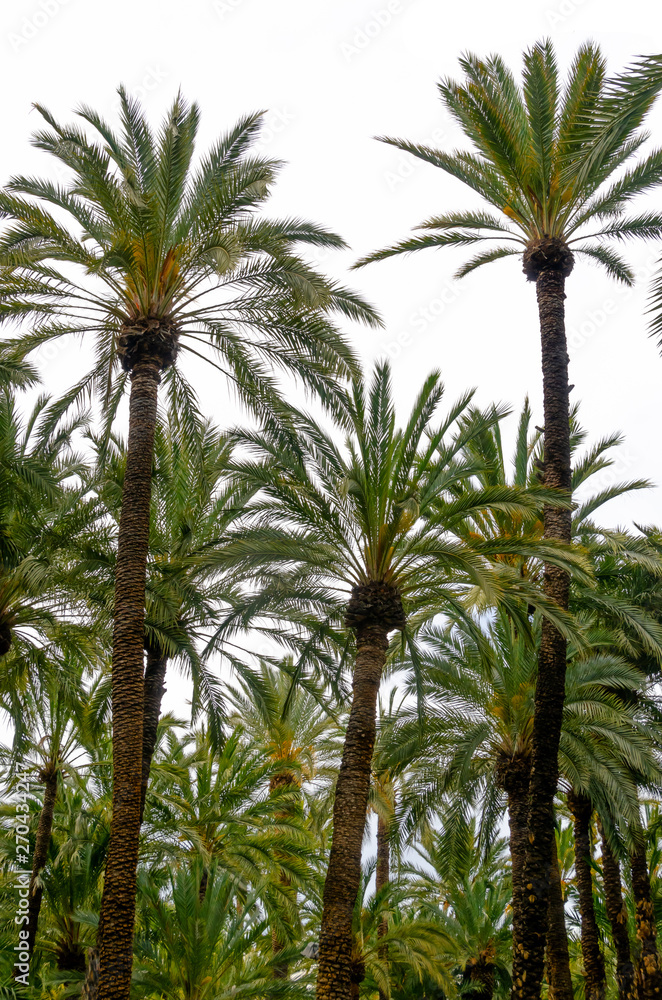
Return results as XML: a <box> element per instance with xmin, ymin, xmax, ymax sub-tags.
<box><xmin>3</xmin><ymin>37</ymin><xmax>662</xmax><ymax>1000</ymax></box>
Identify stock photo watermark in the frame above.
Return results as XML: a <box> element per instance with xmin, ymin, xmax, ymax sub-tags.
<box><xmin>379</xmin><ymin>280</ymin><xmax>463</xmax><ymax>359</ymax></box>
<box><xmin>212</xmin><ymin>0</ymin><xmax>247</xmax><ymax>18</ymax></box>
<box><xmin>253</xmin><ymin>107</ymin><xmax>297</xmax><ymax>153</ymax></box>
<box><xmin>8</xmin><ymin>0</ymin><xmax>73</xmax><ymax>52</ymax></box>
<box><xmin>111</xmin><ymin>66</ymin><xmax>169</xmax><ymax>117</ymax></box>
<box><xmin>382</xmin><ymin>126</ymin><xmax>448</xmax><ymax>192</ymax></box>
<box><xmin>339</xmin><ymin>1</ymin><xmax>410</xmax><ymax>63</ymax></box>
<box><xmin>12</xmin><ymin>762</ymin><xmax>32</xmax><ymax>986</ymax></box>
<box><xmin>545</xmin><ymin>0</ymin><xmax>591</xmax><ymax>27</ymax></box>
<box><xmin>568</xmin><ymin>251</ymin><xmax>659</xmax><ymax>355</ymax></box>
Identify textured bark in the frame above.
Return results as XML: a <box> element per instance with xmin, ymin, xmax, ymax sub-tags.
<box><xmin>199</xmin><ymin>866</ymin><xmax>209</xmax><ymax>903</ymax></box>
<box><xmin>376</xmin><ymin>812</ymin><xmax>390</xmax><ymax>1000</ymax></box>
<box><xmin>97</xmin><ymin>358</ymin><xmax>161</xmax><ymax>1000</ymax></box>
<box><xmin>139</xmin><ymin>645</ymin><xmax>167</xmax><ymax>824</ymax></box>
<box><xmin>630</xmin><ymin>836</ymin><xmax>662</xmax><ymax>1000</ymax></box>
<box><xmin>26</xmin><ymin>768</ymin><xmax>58</xmax><ymax>955</ymax></box>
<box><xmin>463</xmin><ymin>947</ymin><xmax>496</xmax><ymax>1000</ymax></box>
<box><xmin>547</xmin><ymin>832</ymin><xmax>574</xmax><ymax>1000</ymax></box>
<box><xmin>512</xmin><ymin>244</ymin><xmax>573</xmax><ymax>1000</ymax></box>
<box><xmin>599</xmin><ymin>821</ymin><xmax>635</xmax><ymax>1000</ymax></box>
<box><xmin>568</xmin><ymin>792</ymin><xmax>605</xmax><ymax>1000</ymax></box>
<box><xmin>499</xmin><ymin>753</ymin><xmax>530</xmax><ymax>932</ymax></box>
<box><xmin>82</xmin><ymin>948</ymin><xmax>100</xmax><ymax>1000</ymax></box>
<box><xmin>316</xmin><ymin>620</ymin><xmax>390</xmax><ymax>1000</ymax></box>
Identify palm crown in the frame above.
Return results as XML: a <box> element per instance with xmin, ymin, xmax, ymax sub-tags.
<box><xmin>357</xmin><ymin>42</ymin><xmax>662</xmax><ymax>283</ymax></box>
<box><xmin>219</xmin><ymin>363</ymin><xmax>581</xmax><ymax>654</ymax></box>
<box><xmin>0</xmin><ymin>89</ymin><xmax>378</xmax><ymax>430</ymax></box>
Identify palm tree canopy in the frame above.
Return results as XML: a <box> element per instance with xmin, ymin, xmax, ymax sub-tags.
<box><xmin>356</xmin><ymin>42</ymin><xmax>662</xmax><ymax>284</ymax></box>
<box><xmin>213</xmin><ymin>363</ymin><xmax>585</xmax><ymax>665</ymax></box>
<box><xmin>0</xmin><ymin>89</ymin><xmax>380</xmax><ymax>441</ymax></box>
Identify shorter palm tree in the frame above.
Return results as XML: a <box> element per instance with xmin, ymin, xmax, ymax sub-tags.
<box><xmin>227</xmin><ymin>660</ymin><xmax>341</xmax><ymax>977</ymax></box>
<box><xmin>412</xmin><ymin>825</ymin><xmax>513</xmax><ymax>1000</ymax></box>
<box><xmin>133</xmin><ymin>861</ymin><xmax>313</xmax><ymax>1000</ymax></box>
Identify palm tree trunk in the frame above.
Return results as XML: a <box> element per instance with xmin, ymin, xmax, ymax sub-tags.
<box><xmin>630</xmin><ymin>834</ymin><xmax>662</xmax><ymax>1000</ymax></box>
<box><xmin>97</xmin><ymin>358</ymin><xmax>161</xmax><ymax>1000</ymax></box>
<box><xmin>82</xmin><ymin>948</ymin><xmax>100</xmax><ymax>1000</ymax></box>
<box><xmin>568</xmin><ymin>791</ymin><xmax>605</xmax><ymax>1000</ymax></box>
<box><xmin>25</xmin><ymin>768</ymin><xmax>58</xmax><ymax>955</ymax></box>
<box><xmin>199</xmin><ymin>866</ymin><xmax>209</xmax><ymax>902</ymax></box>
<box><xmin>513</xmin><ymin>243</ymin><xmax>573</xmax><ymax>1000</ymax></box>
<box><xmin>464</xmin><ymin>954</ymin><xmax>496</xmax><ymax>1000</ymax></box>
<box><xmin>547</xmin><ymin>830</ymin><xmax>574</xmax><ymax>1000</ymax></box>
<box><xmin>501</xmin><ymin>755</ymin><xmax>530</xmax><ymax>932</ymax></box>
<box><xmin>376</xmin><ymin>812</ymin><xmax>390</xmax><ymax>1000</ymax></box>
<box><xmin>139</xmin><ymin>645</ymin><xmax>168</xmax><ymax>823</ymax></box>
<box><xmin>316</xmin><ymin>619</ymin><xmax>389</xmax><ymax>1000</ymax></box>
<box><xmin>598</xmin><ymin>820</ymin><xmax>635</xmax><ymax>1000</ymax></box>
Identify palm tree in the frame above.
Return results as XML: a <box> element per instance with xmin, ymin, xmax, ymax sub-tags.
<box><xmin>133</xmin><ymin>860</ymin><xmax>313</xmax><ymax>1000</ymax></box>
<box><xmin>567</xmin><ymin>790</ymin><xmax>607</xmax><ymax>1000</ymax></box>
<box><xmin>0</xmin><ymin>390</ymin><xmax>97</xmax><ymax>674</ymax></box>
<box><xmin>383</xmin><ymin>608</ymin><xmax>662</xmax><ymax>1000</ymax></box>
<box><xmin>146</xmin><ymin>725</ymin><xmax>315</xmax><ymax>927</ymax></box>
<box><xmin>1</xmin><ymin>661</ymin><xmax>94</xmax><ymax>958</ymax></box>
<box><xmin>226</xmin><ymin>660</ymin><xmax>341</xmax><ymax>977</ymax></box>
<box><xmin>217</xmin><ymin>362</ymin><xmax>578</xmax><ymax>999</ymax></box>
<box><xmin>629</xmin><ymin>817</ymin><xmax>662</xmax><ymax>1000</ymax></box>
<box><xmin>597</xmin><ymin>817</ymin><xmax>635</xmax><ymax>1000</ymax></box>
<box><xmin>412</xmin><ymin>825</ymin><xmax>513</xmax><ymax>1000</ymax></box>
<box><xmin>0</xmin><ymin>91</ymin><xmax>379</xmax><ymax>999</ymax></box>
<box><xmin>343</xmin><ymin>860</ymin><xmax>453</xmax><ymax>1000</ymax></box>
<box><xmin>356</xmin><ymin>44</ymin><xmax>662</xmax><ymax>997</ymax></box>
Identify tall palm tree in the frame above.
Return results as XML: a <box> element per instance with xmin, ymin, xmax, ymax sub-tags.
<box><xmin>356</xmin><ymin>44</ymin><xmax>662</xmax><ymax>997</ymax></box>
<box><xmin>217</xmin><ymin>362</ymin><xmax>579</xmax><ymax>999</ymax></box>
<box><xmin>0</xmin><ymin>91</ymin><xmax>379</xmax><ymax>999</ymax></box>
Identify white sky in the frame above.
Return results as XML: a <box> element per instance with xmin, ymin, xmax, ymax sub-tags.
<box><xmin>2</xmin><ymin>0</ymin><xmax>662</xmax><ymax>720</ymax></box>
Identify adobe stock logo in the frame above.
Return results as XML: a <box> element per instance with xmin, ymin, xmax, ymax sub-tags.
<box><xmin>340</xmin><ymin>2</ymin><xmax>407</xmax><ymax>63</ymax></box>
<box><xmin>8</xmin><ymin>0</ymin><xmax>73</xmax><ymax>53</ymax></box>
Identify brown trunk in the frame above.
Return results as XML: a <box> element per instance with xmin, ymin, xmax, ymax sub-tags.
<box><xmin>630</xmin><ymin>835</ymin><xmax>662</xmax><ymax>1000</ymax></box>
<box><xmin>547</xmin><ymin>830</ymin><xmax>574</xmax><ymax>1000</ymax></box>
<box><xmin>500</xmin><ymin>754</ymin><xmax>530</xmax><ymax>933</ymax></box>
<box><xmin>82</xmin><ymin>948</ymin><xmax>100</xmax><ymax>1000</ymax></box>
<box><xmin>513</xmin><ymin>244</ymin><xmax>573</xmax><ymax>1000</ymax></box>
<box><xmin>376</xmin><ymin>811</ymin><xmax>390</xmax><ymax>1000</ymax></box>
<box><xmin>139</xmin><ymin>645</ymin><xmax>168</xmax><ymax>824</ymax></box>
<box><xmin>464</xmin><ymin>950</ymin><xmax>496</xmax><ymax>1000</ymax></box>
<box><xmin>315</xmin><ymin>620</ymin><xmax>390</xmax><ymax>1000</ymax></box>
<box><xmin>599</xmin><ymin>820</ymin><xmax>635</xmax><ymax>1000</ymax></box>
<box><xmin>97</xmin><ymin>358</ymin><xmax>161</xmax><ymax>1000</ymax></box>
<box><xmin>568</xmin><ymin>791</ymin><xmax>605</xmax><ymax>1000</ymax></box>
<box><xmin>199</xmin><ymin>867</ymin><xmax>209</xmax><ymax>903</ymax></box>
<box><xmin>26</xmin><ymin>768</ymin><xmax>58</xmax><ymax>955</ymax></box>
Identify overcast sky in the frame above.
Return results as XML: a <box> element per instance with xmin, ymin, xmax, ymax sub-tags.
<box><xmin>3</xmin><ymin>0</ymin><xmax>662</xmax><ymax>718</ymax></box>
